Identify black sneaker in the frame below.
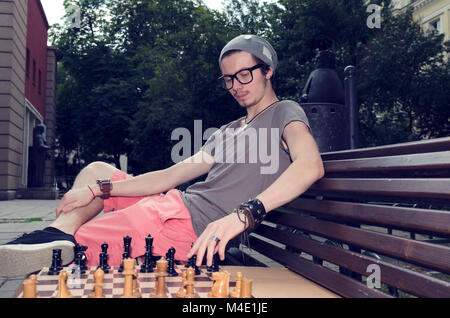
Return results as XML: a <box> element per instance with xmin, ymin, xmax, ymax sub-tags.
<box><xmin>0</xmin><ymin>227</ymin><xmax>77</xmax><ymax>278</ymax></box>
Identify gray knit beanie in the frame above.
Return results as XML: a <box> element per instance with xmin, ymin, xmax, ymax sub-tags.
<box><xmin>219</xmin><ymin>34</ymin><xmax>278</xmax><ymax>71</ymax></box>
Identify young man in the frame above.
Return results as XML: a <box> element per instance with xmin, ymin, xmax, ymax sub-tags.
<box><xmin>0</xmin><ymin>35</ymin><xmax>324</xmax><ymax>277</ymax></box>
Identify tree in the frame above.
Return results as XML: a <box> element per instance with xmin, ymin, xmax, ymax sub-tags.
<box><xmin>269</xmin><ymin>0</ymin><xmax>383</xmax><ymax>100</ymax></box>
<box><xmin>358</xmin><ymin>7</ymin><xmax>450</xmax><ymax>145</ymax></box>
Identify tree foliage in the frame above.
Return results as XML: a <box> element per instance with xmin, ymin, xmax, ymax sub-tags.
<box><xmin>51</xmin><ymin>0</ymin><xmax>449</xmax><ymax>177</ymax></box>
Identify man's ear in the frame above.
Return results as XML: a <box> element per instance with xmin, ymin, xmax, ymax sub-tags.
<box><xmin>265</xmin><ymin>67</ymin><xmax>274</xmax><ymax>80</ymax></box>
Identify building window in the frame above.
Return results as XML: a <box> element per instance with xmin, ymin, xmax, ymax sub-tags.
<box><xmin>38</xmin><ymin>69</ymin><xmax>41</xmax><ymax>95</ymax></box>
<box><xmin>32</xmin><ymin>59</ymin><xmax>36</xmax><ymax>86</ymax></box>
<box><xmin>429</xmin><ymin>18</ymin><xmax>442</xmax><ymax>34</ymax></box>
<box><xmin>26</xmin><ymin>49</ymin><xmax>30</xmax><ymax>78</ymax></box>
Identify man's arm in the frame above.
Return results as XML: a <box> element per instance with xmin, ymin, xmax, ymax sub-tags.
<box><xmin>57</xmin><ymin>151</ymin><xmax>214</xmax><ymax>214</ymax></box>
<box><xmin>256</xmin><ymin>120</ymin><xmax>324</xmax><ymax>212</ymax></box>
<box><xmin>94</xmin><ymin>150</ymin><xmax>214</xmax><ymax>197</ymax></box>
<box><xmin>188</xmin><ymin>120</ymin><xmax>324</xmax><ymax>266</ymax></box>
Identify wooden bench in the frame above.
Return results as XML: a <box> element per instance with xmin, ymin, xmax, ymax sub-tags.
<box><xmin>226</xmin><ymin>136</ymin><xmax>450</xmax><ymax>298</ymax></box>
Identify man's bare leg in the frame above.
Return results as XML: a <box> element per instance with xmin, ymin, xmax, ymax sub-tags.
<box><xmin>50</xmin><ymin>161</ymin><xmax>118</xmax><ymax>235</ymax></box>
<box><xmin>0</xmin><ymin>161</ymin><xmax>118</xmax><ymax>277</ymax></box>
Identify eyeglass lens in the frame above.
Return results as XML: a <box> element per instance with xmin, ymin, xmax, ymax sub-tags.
<box><xmin>222</xmin><ymin>69</ymin><xmax>253</xmax><ymax>90</ymax></box>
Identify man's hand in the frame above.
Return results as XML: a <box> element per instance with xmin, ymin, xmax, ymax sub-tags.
<box><xmin>56</xmin><ymin>187</ymin><xmax>95</xmax><ymax>217</ymax></box>
<box><xmin>187</xmin><ymin>212</ymin><xmax>249</xmax><ymax>267</ymax></box>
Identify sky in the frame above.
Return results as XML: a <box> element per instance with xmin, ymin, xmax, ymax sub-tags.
<box><xmin>40</xmin><ymin>0</ymin><xmax>226</xmax><ymax>26</ymax></box>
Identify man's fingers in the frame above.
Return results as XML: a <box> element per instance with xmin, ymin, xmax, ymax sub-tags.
<box><xmin>217</xmin><ymin>240</ymin><xmax>227</xmax><ymax>261</ymax></box>
<box><xmin>62</xmin><ymin>204</ymin><xmax>75</xmax><ymax>214</ymax></box>
<box><xmin>206</xmin><ymin>239</ymin><xmax>219</xmax><ymax>267</ymax></box>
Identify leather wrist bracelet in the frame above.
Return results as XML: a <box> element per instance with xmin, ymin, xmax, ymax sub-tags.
<box><xmin>235</xmin><ymin>198</ymin><xmax>267</xmax><ymax>231</ymax></box>
<box><xmin>96</xmin><ymin>179</ymin><xmax>113</xmax><ymax>199</ymax></box>
<box><xmin>234</xmin><ymin>206</ymin><xmax>255</xmax><ymax>231</ymax></box>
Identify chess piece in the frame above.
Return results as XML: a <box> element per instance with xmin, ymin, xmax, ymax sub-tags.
<box><xmin>98</xmin><ymin>252</ymin><xmax>110</xmax><ymax>273</ymax></box>
<box><xmin>208</xmin><ymin>271</ymin><xmax>230</xmax><ymax>298</ymax></box>
<box><xmin>151</xmin><ymin>257</ymin><xmax>168</xmax><ymax>298</ymax></box>
<box><xmin>23</xmin><ymin>274</ymin><xmax>37</xmax><ymax>298</ymax></box>
<box><xmin>132</xmin><ymin>272</ymin><xmax>142</xmax><ymax>298</ymax></box>
<box><xmin>72</xmin><ymin>252</ymin><xmax>85</xmax><ymax>274</ymax></box>
<box><xmin>124</xmin><ymin>236</ymin><xmax>132</xmax><ymax>255</ymax></box>
<box><xmin>119</xmin><ymin>236</ymin><xmax>132</xmax><ymax>273</ymax></box>
<box><xmin>140</xmin><ymin>251</ymin><xmax>154</xmax><ymax>273</ymax></box>
<box><xmin>72</xmin><ymin>244</ymin><xmax>88</xmax><ymax>274</ymax></box>
<box><xmin>145</xmin><ymin>235</ymin><xmax>153</xmax><ymax>254</ymax></box>
<box><xmin>231</xmin><ymin>272</ymin><xmax>243</xmax><ymax>298</ymax></box>
<box><xmin>98</xmin><ymin>243</ymin><xmax>110</xmax><ymax>273</ymax></box>
<box><xmin>167</xmin><ymin>247</ymin><xmax>178</xmax><ymax>277</ymax></box>
<box><xmin>185</xmin><ymin>267</ymin><xmax>196</xmax><ymax>298</ymax></box>
<box><xmin>207</xmin><ymin>254</ymin><xmax>220</xmax><ymax>272</ymax></box>
<box><xmin>55</xmin><ymin>271</ymin><xmax>72</xmax><ymax>298</ymax></box>
<box><xmin>176</xmin><ymin>271</ymin><xmax>187</xmax><ymax>298</ymax></box>
<box><xmin>190</xmin><ymin>255</ymin><xmax>200</xmax><ymax>275</ymax></box>
<box><xmin>241</xmin><ymin>279</ymin><xmax>253</xmax><ymax>298</ymax></box>
<box><xmin>89</xmin><ymin>268</ymin><xmax>105</xmax><ymax>298</ymax></box>
<box><xmin>122</xmin><ymin>258</ymin><xmax>140</xmax><ymax>298</ymax></box>
<box><xmin>140</xmin><ymin>235</ymin><xmax>155</xmax><ymax>273</ymax></box>
<box><xmin>48</xmin><ymin>249</ymin><xmax>62</xmax><ymax>275</ymax></box>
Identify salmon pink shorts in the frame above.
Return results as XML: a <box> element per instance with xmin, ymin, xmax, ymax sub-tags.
<box><xmin>74</xmin><ymin>170</ymin><xmax>198</xmax><ymax>266</ymax></box>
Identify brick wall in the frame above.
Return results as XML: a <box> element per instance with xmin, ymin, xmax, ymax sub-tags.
<box><xmin>0</xmin><ymin>0</ymin><xmax>28</xmax><ymax>200</ymax></box>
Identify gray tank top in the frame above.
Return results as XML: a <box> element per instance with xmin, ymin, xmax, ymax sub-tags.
<box><xmin>180</xmin><ymin>100</ymin><xmax>311</xmax><ymax>237</ymax></box>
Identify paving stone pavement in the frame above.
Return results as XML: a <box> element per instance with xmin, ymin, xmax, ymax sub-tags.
<box><xmin>0</xmin><ymin>199</ymin><xmax>60</xmax><ymax>298</ymax></box>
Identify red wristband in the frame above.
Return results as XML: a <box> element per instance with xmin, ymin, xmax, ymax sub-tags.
<box><xmin>87</xmin><ymin>185</ymin><xmax>95</xmax><ymax>199</ymax></box>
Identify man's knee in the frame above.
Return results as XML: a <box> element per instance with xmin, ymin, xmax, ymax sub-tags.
<box><xmin>83</xmin><ymin>161</ymin><xmax>116</xmax><ymax>180</ymax></box>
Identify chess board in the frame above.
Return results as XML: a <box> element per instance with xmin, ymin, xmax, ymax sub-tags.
<box><xmin>16</xmin><ymin>264</ymin><xmax>237</xmax><ymax>298</ymax></box>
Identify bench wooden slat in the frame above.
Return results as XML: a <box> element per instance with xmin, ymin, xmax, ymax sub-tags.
<box><xmin>309</xmin><ymin>178</ymin><xmax>450</xmax><ymax>200</ymax></box>
<box><xmin>265</xmin><ymin>212</ymin><xmax>450</xmax><ymax>274</ymax></box>
<box><xmin>324</xmin><ymin>151</ymin><xmax>450</xmax><ymax>173</ymax></box>
<box><xmin>225</xmin><ymin>247</ymin><xmax>268</xmax><ymax>267</ymax></box>
<box><xmin>285</xmin><ymin>198</ymin><xmax>450</xmax><ymax>238</ymax></box>
<box><xmin>321</xmin><ymin>137</ymin><xmax>450</xmax><ymax>160</ymax></box>
<box><xmin>247</xmin><ymin>236</ymin><xmax>392</xmax><ymax>298</ymax></box>
<box><xmin>254</xmin><ymin>224</ymin><xmax>450</xmax><ymax>298</ymax></box>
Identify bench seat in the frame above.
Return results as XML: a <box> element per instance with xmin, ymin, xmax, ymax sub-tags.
<box><xmin>227</xmin><ymin>137</ymin><xmax>450</xmax><ymax>298</ymax></box>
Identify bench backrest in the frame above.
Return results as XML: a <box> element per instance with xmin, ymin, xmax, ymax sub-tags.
<box><xmin>238</xmin><ymin>136</ymin><xmax>450</xmax><ymax>298</ymax></box>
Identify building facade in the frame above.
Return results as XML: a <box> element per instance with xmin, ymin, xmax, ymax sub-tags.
<box><xmin>0</xmin><ymin>0</ymin><xmax>56</xmax><ymax>200</ymax></box>
<box><xmin>392</xmin><ymin>0</ymin><xmax>450</xmax><ymax>42</ymax></box>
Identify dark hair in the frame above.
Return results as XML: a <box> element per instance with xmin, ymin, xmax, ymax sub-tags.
<box><xmin>221</xmin><ymin>50</ymin><xmax>276</xmax><ymax>90</ymax></box>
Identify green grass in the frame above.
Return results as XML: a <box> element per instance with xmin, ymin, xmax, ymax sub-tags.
<box><xmin>21</xmin><ymin>217</ymin><xmax>43</xmax><ymax>223</ymax></box>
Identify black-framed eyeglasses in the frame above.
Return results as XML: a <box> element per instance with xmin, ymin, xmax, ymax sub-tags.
<box><xmin>218</xmin><ymin>64</ymin><xmax>264</xmax><ymax>90</ymax></box>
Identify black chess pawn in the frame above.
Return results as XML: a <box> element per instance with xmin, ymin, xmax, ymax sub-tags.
<box><xmin>48</xmin><ymin>249</ymin><xmax>62</xmax><ymax>275</ymax></box>
<box><xmin>98</xmin><ymin>243</ymin><xmax>110</xmax><ymax>272</ymax></box>
<box><xmin>207</xmin><ymin>254</ymin><xmax>220</xmax><ymax>272</ymax></box>
<box><xmin>101</xmin><ymin>242</ymin><xmax>109</xmax><ymax>254</ymax></box>
<box><xmin>166</xmin><ymin>247</ymin><xmax>178</xmax><ymax>277</ymax></box>
<box><xmin>98</xmin><ymin>252</ymin><xmax>110</xmax><ymax>273</ymax></box>
<box><xmin>118</xmin><ymin>251</ymin><xmax>128</xmax><ymax>273</ymax></box>
<box><xmin>190</xmin><ymin>255</ymin><xmax>201</xmax><ymax>275</ymax></box>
